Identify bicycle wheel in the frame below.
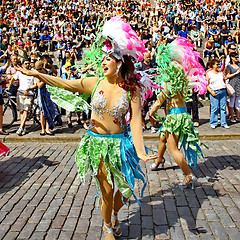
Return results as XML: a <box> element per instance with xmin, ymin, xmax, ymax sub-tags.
<box><xmin>3</xmin><ymin>103</ymin><xmax>17</xmax><ymax>127</ymax></box>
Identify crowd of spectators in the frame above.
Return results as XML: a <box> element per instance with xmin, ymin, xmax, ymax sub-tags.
<box><xmin>0</xmin><ymin>0</ymin><xmax>239</xmax><ymax>135</ymax></box>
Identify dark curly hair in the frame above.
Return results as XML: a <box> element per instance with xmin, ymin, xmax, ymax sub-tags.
<box><xmin>118</xmin><ymin>55</ymin><xmax>141</xmax><ymax>97</ymax></box>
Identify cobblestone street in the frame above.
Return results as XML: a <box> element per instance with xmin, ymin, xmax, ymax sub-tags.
<box><xmin>0</xmin><ymin>140</ymin><xmax>240</xmax><ymax>240</ymax></box>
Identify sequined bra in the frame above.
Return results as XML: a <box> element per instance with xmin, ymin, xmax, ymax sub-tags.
<box><xmin>90</xmin><ymin>78</ymin><xmax>130</xmax><ymax>128</ymax></box>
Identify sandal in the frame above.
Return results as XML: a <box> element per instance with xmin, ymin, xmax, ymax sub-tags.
<box><xmin>0</xmin><ymin>130</ymin><xmax>8</xmax><ymax>135</ymax></box>
<box><xmin>179</xmin><ymin>174</ymin><xmax>197</xmax><ymax>189</ymax></box>
<box><xmin>103</xmin><ymin>221</ymin><xmax>114</xmax><ymax>237</ymax></box>
<box><xmin>150</xmin><ymin>158</ymin><xmax>165</xmax><ymax>171</ymax></box>
<box><xmin>111</xmin><ymin>211</ymin><xmax>122</xmax><ymax>237</ymax></box>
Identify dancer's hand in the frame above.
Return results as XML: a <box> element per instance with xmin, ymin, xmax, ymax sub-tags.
<box><xmin>14</xmin><ymin>65</ymin><xmax>37</xmax><ymax>77</ymax></box>
<box><xmin>138</xmin><ymin>153</ymin><xmax>158</xmax><ymax>162</ymax></box>
<box><xmin>149</xmin><ymin>113</ymin><xmax>158</xmax><ymax>122</ymax></box>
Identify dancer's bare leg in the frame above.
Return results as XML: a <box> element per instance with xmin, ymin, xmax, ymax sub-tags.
<box><xmin>166</xmin><ymin>132</ymin><xmax>191</xmax><ymax>176</ymax></box>
<box><xmin>97</xmin><ymin>159</ymin><xmax>115</xmax><ymax>240</ymax></box>
<box><xmin>112</xmin><ymin>190</ymin><xmax>128</xmax><ymax>236</ymax></box>
<box><xmin>40</xmin><ymin>112</ymin><xmax>46</xmax><ymax>134</ymax></box>
<box><xmin>157</xmin><ymin>134</ymin><xmax>166</xmax><ymax>162</ymax></box>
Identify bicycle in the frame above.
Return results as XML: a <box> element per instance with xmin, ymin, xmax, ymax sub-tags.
<box><xmin>27</xmin><ymin>90</ymin><xmax>41</xmax><ymax>126</ymax></box>
<box><xmin>2</xmin><ymin>90</ymin><xmax>17</xmax><ymax>127</ymax></box>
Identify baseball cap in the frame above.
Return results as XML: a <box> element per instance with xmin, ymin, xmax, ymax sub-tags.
<box><xmin>65</xmin><ymin>62</ymin><xmax>72</xmax><ymax>68</ymax></box>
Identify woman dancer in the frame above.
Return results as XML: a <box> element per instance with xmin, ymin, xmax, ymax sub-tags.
<box><xmin>149</xmin><ymin>38</ymin><xmax>208</xmax><ymax>188</ymax></box>
<box><xmin>17</xmin><ymin>17</ymin><xmax>156</xmax><ymax>240</ymax></box>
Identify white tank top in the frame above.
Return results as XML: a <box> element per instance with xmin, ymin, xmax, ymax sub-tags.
<box><xmin>208</xmin><ymin>71</ymin><xmax>226</xmax><ymax>91</ymax></box>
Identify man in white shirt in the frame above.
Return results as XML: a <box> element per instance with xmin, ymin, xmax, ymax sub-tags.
<box><xmin>13</xmin><ymin>59</ymin><xmax>36</xmax><ymax>136</ymax></box>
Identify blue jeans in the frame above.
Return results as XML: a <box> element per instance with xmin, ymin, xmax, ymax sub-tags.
<box><xmin>209</xmin><ymin>89</ymin><xmax>228</xmax><ymax>127</ymax></box>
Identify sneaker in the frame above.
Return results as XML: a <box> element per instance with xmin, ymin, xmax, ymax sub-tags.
<box><xmin>222</xmin><ymin>125</ymin><xmax>230</xmax><ymax>129</ymax></box>
<box><xmin>210</xmin><ymin>125</ymin><xmax>216</xmax><ymax>129</ymax></box>
<box><xmin>22</xmin><ymin>128</ymin><xmax>27</xmax><ymax>135</ymax></box>
<box><xmin>151</xmin><ymin>127</ymin><xmax>156</xmax><ymax>133</ymax></box>
<box><xmin>193</xmin><ymin>122</ymin><xmax>199</xmax><ymax>127</ymax></box>
<box><xmin>230</xmin><ymin>119</ymin><xmax>236</xmax><ymax>123</ymax></box>
<box><xmin>16</xmin><ymin>127</ymin><xmax>23</xmax><ymax>136</ymax></box>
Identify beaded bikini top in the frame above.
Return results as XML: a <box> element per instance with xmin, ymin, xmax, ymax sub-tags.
<box><xmin>91</xmin><ymin>78</ymin><xmax>130</xmax><ymax>128</ymax></box>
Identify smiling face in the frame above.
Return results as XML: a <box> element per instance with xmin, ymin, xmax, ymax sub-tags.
<box><xmin>101</xmin><ymin>55</ymin><xmax>120</xmax><ymax>77</ymax></box>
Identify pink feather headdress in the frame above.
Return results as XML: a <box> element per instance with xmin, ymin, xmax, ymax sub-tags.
<box><xmin>101</xmin><ymin>16</ymin><xmax>147</xmax><ymax>61</ymax></box>
<box><xmin>169</xmin><ymin>38</ymin><xmax>208</xmax><ymax>95</ymax></box>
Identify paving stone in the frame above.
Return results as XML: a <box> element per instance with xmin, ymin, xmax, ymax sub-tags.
<box><xmin>57</xmin><ymin>230</ymin><xmax>73</xmax><ymax>240</ymax></box>
<box><xmin>45</xmin><ymin>229</ymin><xmax>60</xmax><ymax>240</ymax></box>
<box><xmin>35</xmin><ymin>219</ymin><xmax>52</xmax><ymax>232</ymax></box>
<box><xmin>200</xmin><ymin>234</ymin><xmax>215</xmax><ymax>240</ymax></box>
<box><xmin>3</xmin><ymin>231</ymin><xmax>19</xmax><ymax>240</ymax></box>
<box><xmin>196</xmin><ymin>219</ymin><xmax>212</xmax><ymax>235</ymax></box>
<box><xmin>177</xmin><ymin>206</ymin><xmax>192</xmax><ymax>217</ymax></box>
<box><xmin>166</xmin><ymin>211</ymin><xmax>180</xmax><ymax>227</ymax></box>
<box><xmin>209</xmin><ymin>222</ymin><xmax>228</xmax><ymax>240</ymax></box>
<box><xmin>153</xmin><ymin>209</ymin><xmax>167</xmax><ymax>226</ymax></box>
<box><xmin>129</xmin><ymin>224</ymin><xmax>141</xmax><ymax>239</ymax></box>
<box><xmin>17</xmin><ymin>223</ymin><xmax>37</xmax><ymax>239</ymax></box>
<box><xmin>29</xmin><ymin>231</ymin><xmax>46</xmax><ymax>240</ymax></box>
<box><xmin>62</xmin><ymin>217</ymin><xmax>78</xmax><ymax>231</ymax></box>
<box><xmin>218</xmin><ymin>213</ymin><xmax>236</xmax><ymax>228</ymax></box>
<box><xmin>170</xmin><ymin>226</ymin><xmax>185</xmax><ymax>240</ymax></box>
<box><xmin>184</xmin><ymin>230</ymin><xmax>200</xmax><ymax>240</ymax></box>
<box><xmin>204</xmin><ymin>209</ymin><xmax>219</xmax><ymax>222</ymax></box>
<box><xmin>155</xmin><ymin>225</ymin><xmax>170</xmax><ymax>239</ymax></box>
<box><xmin>142</xmin><ymin>229</ymin><xmax>154</xmax><ymax>240</ymax></box>
<box><xmin>86</xmin><ymin>226</ymin><xmax>102</xmax><ymax>240</ymax></box>
<box><xmin>225</xmin><ymin>227</ymin><xmax>240</xmax><ymax>240</ymax></box>
<box><xmin>142</xmin><ymin>216</ymin><xmax>153</xmax><ymax>229</ymax></box>
<box><xmin>180</xmin><ymin>216</ymin><xmax>196</xmax><ymax>230</ymax></box>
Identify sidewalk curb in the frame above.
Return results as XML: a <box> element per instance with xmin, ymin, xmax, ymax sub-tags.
<box><xmin>2</xmin><ymin>134</ymin><xmax>240</xmax><ymax>143</ymax></box>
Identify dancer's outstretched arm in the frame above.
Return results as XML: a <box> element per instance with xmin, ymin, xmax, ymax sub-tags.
<box><xmin>15</xmin><ymin>66</ymin><xmax>98</xmax><ymax>94</ymax></box>
<box><xmin>149</xmin><ymin>85</ymin><xmax>168</xmax><ymax>121</ymax></box>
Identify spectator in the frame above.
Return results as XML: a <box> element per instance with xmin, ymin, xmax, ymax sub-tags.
<box><xmin>62</xmin><ymin>62</ymin><xmax>81</xmax><ymax>128</ymax></box>
<box><xmin>224</xmin><ymin>35</ymin><xmax>235</xmax><ymax>55</ymax></box>
<box><xmin>0</xmin><ymin>58</ymin><xmax>11</xmax><ymax>135</ymax></box>
<box><xmin>136</xmin><ymin>52</ymin><xmax>156</xmax><ymax>133</ymax></box>
<box><xmin>225</xmin><ymin>52</ymin><xmax>240</xmax><ymax>122</ymax></box>
<box><xmin>178</xmin><ymin>25</ymin><xmax>189</xmax><ymax>38</ymax></box>
<box><xmin>220</xmin><ymin>24</ymin><xmax>230</xmax><ymax>46</ymax></box>
<box><xmin>204</xmin><ymin>37</ymin><xmax>215</xmax><ymax>62</ymax></box>
<box><xmin>13</xmin><ymin>58</ymin><xmax>37</xmax><ymax>136</ymax></box>
<box><xmin>206</xmin><ymin>58</ymin><xmax>229</xmax><ymax>129</ymax></box>
<box><xmin>213</xmin><ymin>35</ymin><xmax>224</xmax><ymax>58</ymax></box>
<box><xmin>190</xmin><ymin>25</ymin><xmax>201</xmax><ymax>49</ymax></box>
<box><xmin>6</xmin><ymin>54</ymin><xmax>19</xmax><ymax>122</ymax></box>
<box><xmin>34</xmin><ymin>60</ymin><xmax>59</xmax><ymax>135</ymax></box>
<box><xmin>55</xmin><ymin>39</ymin><xmax>66</xmax><ymax>60</ymax></box>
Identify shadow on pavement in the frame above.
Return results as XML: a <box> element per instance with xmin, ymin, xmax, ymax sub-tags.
<box><xmin>118</xmin><ymin>154</ymin><xmax>239</xmax><ymax>239</ymax></box>
<box><xmin>0</xmin><ymin>156</ymin><xmax>59</xmax><ymax>195</ymax></box>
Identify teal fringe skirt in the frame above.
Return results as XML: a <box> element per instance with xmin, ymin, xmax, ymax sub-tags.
<box><xmin>75</xmin><ymin>128</ymin><xmax>147</xmax><ymax>203</ymax></box>
<box><xmin>158</xmin><ymin>107</ymin><xmax>207</xmax><ymax>169</ymax></box>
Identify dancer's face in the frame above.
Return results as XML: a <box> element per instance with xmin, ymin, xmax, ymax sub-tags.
<box><xmin>101</xmin><ymin>55</ymin><xmax>119</xmax><ymax>77</ymax></box>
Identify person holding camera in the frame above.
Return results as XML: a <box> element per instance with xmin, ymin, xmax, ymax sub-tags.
<box><xmin>62</xmin><ymin>62</ymin><xmax>81</xmax><ymax>128</ymax></box>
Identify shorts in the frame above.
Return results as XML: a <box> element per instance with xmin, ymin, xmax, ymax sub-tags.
<box><xmin>17</xmin><ymin>92</ymin><xmax>33</xmax><ymax>111</ymax></box>
<box><xmin>0</xmin><ymin>94</ymin><xmax>4</xmax><ymax>106</ymax></box>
